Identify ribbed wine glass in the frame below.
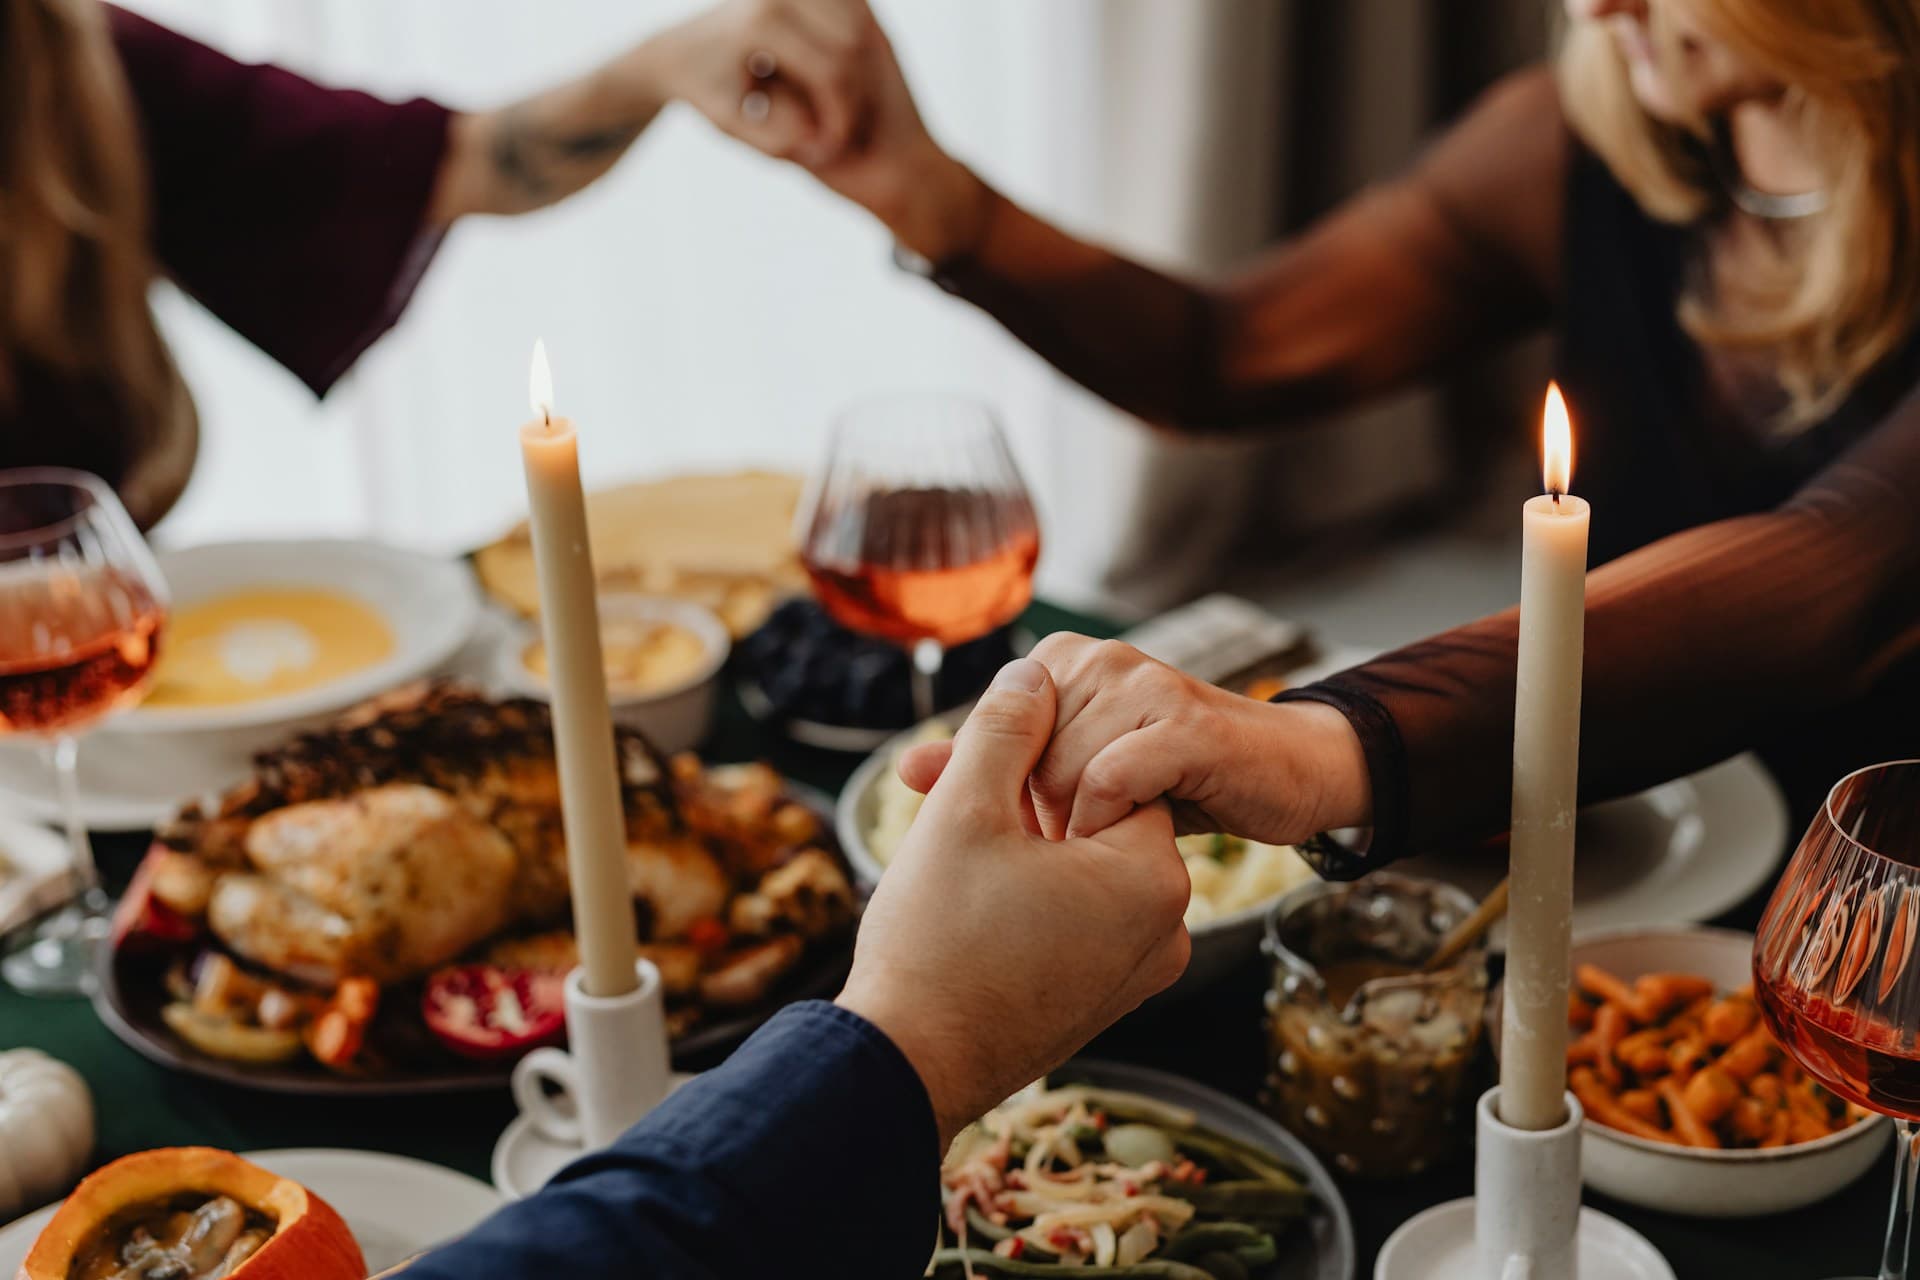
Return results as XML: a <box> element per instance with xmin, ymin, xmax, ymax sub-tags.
<box><xmin>798</xmin><ymin>395</ymin><xmax>1039</xmax><ymax>720</ymax></box>
<box><xmin>1754</xmin><ymin>760</ymin><xmax>1920</xmax><ymax>1279</ymax></box>
<box><xmin>0</xmin><ymin>469</ymin><xmax>168</xmax><ymax>997</ymax></box>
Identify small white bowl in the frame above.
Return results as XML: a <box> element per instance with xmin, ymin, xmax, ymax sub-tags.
<box><xmin>491</xmin><ymin>594</ymin><xmax>729</xmax><ymax>754</ymax></box>
<box><xmin>120</xmin><ymin>539</ymin><xmax>480</xmax><ymax>740</ymax></box>
<box><xmin>1496</xmin><ymin>925</ymin><xmax>1890</xmax><ymax>1217</ymax></box>
<box><xmin>835</xmin><ymin>712</ymin><xmax>1294</xmax><ymax>997</ymax></box>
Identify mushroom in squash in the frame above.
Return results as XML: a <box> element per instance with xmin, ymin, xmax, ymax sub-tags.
<box><xmin>18</xmin><ymin>1148</ymin><xmax>363</xmax><ymax>1280</ymax></box>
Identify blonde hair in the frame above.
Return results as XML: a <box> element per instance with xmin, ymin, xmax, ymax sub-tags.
<box><xmin>0</xmin><ymin>0</ymin><xmax>188</xmax><ymax>510</ymax></box>
<box><xmin>1558</xmin><ymin>0</ymin><xmax>1920</xmax><ymax>426</ymax></box>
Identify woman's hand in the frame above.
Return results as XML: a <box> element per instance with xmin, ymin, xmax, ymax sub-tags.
<box><xmin>900</xmin><ymin>634</ymin><xmax>1373</xmax><ymax>847</ymax></box>
<box><xmin>646</xmin><ymin>0</ymin><xmax>992</xmax><ymax>260</ymax></box>
<box><xmin>837</xmin><ymin>657</ymin><xmax>1193</xmax><ymax>1146</ymax></box>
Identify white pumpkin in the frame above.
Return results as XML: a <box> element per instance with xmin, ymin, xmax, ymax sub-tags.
<box><xmin>0</xmin><ymin>1049</ymin><xmax>93</xmax><ymax>1219</ymax></box>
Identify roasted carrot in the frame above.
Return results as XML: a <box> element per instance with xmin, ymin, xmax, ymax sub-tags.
<box><xmin>1590</xmin><ymin>1002</ymin><xmax>1630</xmax><ymax>1088</ymax></box>
<box><xmin>1728</xmin><ymin>1096</ymin><xmax>1775</xmax><ymax>1143</ymax></box>
<box><xmin>1576</xmin><ymin>964</ymin><xmax>1641</xmax><ymax>1013</ymax></box>
<box><xmin>1680</xmin><ymin>1067</ymin><xmax>1742</xmax><ymax>1126</ymax></box>
<box><xmin>1789</xmin><ymin>1113</ymin><xmax>1833</xmax><ymax>1144</ymax></box>
<box><xmin>1657</xmin><ymin>1078</ymin><xmax>1722</xmax><ymax>1149</ymax></box>
<box><xmin>1759</xmin><ymin>1109</ymin><xmax>1793</xmax><ymax>1148</ymax></box>
<box><xmin>1702</xmin><ymin>996</ymin><xmax>1759</xmax><ymax>1046</ymax></box>
<box><xmin>1569</xmin><ymin>990</ymin><xmax>1596</xmax><ymax>1031</ymax></box>
<box><xmin>1749</xmin><ymin>1072</ymin><xmax>1784</xmax><ymax>1104</ymax></box>
<box><xmin>1719</xmin><ymin>1027</ymin><xmax>1779</xmax><ymax>1080</ymax></box>
<box><xmin>1633</xmin><ymin>974</ymin><xmax>1718</xmax><ymax>1020</ymax></box>
<box><xmin>1620</xmin><ymin>1089</ymin><xmax>1662</xmax><ymax>1124</ymax></box>
<box><xmin>1573</xmin><ymin>1067</ymin><xmax>1676</xmax><ymax>1144</ymax></box>
<box><xmin>1667</xmin><ymin>1036</ymin><xmax>1710</xmax><ymax>1079</ymax></box>
<box><xmin>1617</xmin><ymin>1029</ymin><xmax>1673</xmax><ymax>1078</ymax></box>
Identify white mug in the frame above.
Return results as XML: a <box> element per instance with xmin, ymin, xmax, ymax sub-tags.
<box><xmin>509</xmin><ymin>959</ymin><xmax>672</xmax><ymax>1150</ymax></box>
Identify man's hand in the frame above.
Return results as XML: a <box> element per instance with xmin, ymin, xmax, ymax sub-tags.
<box><xmin>836</xmin><ymin>657</ymin><xmax>1193</xmax><ymax>1146</ymax></box>
<box><xmin>898</xmin><ymin>634</ymin><xmax>1372</xmax><ymax>847</ymax></box>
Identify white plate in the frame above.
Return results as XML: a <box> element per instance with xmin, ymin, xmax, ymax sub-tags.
<box><xmin>0</xmin><ymin>817</ymin><xmax>74</xmax><ymax>935</ymax></box>
<box><xmin>1396</xmin><ymin>753</ymin><xmax>1788</xmax><ymax>947</ymax></box>
<box><xmin>0</xmin><ymin>581</ymin><xmax>500</xmax><ymax>834</ymax></box>
<box><xmin>122</xmin><ymin>539</ymin><xmax>480</xmax><ymax>735</ymax></box>
<box><xmin>0</xmin><ymin>1148</ymin><xmax>501</xmax><ymax>1276</ymax></box>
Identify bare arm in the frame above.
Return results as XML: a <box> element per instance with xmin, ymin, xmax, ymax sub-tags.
<box><xmin>428</xmin><ymin>0</ymin><xmax>885</xmax><ymax>223</ymax></box>
<box><xmin>428</xmin><ymin>50</ymin><xmax>669</xmax><ymax>221</ymax></box>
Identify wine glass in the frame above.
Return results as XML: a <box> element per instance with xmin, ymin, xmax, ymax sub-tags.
<box><xmin>0</xmin><ymin>469</ymin><xmax>167</xmax><ymax>997</ymax></box>
<box><xmin>798</xmin><ymin>395</ymin><xmax>1039</xmax><ymax>721</ymax></box>
<box><xmin>1754</xmin><ymin>760</ymin><xmax>1920</xmax><ymax>1280</ymax></box>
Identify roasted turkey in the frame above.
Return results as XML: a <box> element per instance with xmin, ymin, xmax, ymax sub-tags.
<box><xmin>149</xmin><ymin>683</ymin><xmax>854</xmax><ymax>1014</ymax></box>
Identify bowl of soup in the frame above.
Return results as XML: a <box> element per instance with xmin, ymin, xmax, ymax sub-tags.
<box><xmin>119</xmin><ymin>540</ymin><xmax>480</xmax><ymax>736</ymax></box>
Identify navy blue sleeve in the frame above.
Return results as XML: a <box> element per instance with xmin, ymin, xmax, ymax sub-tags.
<box><xmin>406</xmin><ymin>1001</ymin><xmax>941</xmax><ymax>1280</ymax></box>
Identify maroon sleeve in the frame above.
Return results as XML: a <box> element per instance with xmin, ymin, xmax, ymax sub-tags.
<box><xmin>108</xmin><ymin>7</ymin><xmax>452</xmax><ymax>396</ymax></box>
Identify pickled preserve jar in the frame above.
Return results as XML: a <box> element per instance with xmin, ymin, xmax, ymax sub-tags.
<box><xmin>1262</xmin><ymin>874</ymin><xmax>1488</xmax><ymax>1177</ymax></box>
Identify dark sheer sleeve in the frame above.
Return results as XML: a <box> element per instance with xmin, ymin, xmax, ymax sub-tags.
<box><xmin>928</xmin><ymin>69</ymin><xmax>1564</xmax><ymax>433</ymax></box>
<box><xmin>108</xmin><ymin>8</ymin><xmax>451</xmax><ymax>395</ymax></box>
<box><xmin>1287</xmin><ymin>388</ymin><xmax>1920</xmax><ymax>865</ymax></box>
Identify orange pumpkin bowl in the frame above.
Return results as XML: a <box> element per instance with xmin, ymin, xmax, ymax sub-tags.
<box><xmin>18</xmin><ymin>1147</ymin><xmax>365</xmax><ymax>1280</ymax></box>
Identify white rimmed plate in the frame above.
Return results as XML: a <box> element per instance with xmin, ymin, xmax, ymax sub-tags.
<box><xmin>0</xmin><ymin>1148</ymin><xmax>502</xmax><ymax>1275</ymax></box>
<box><xmin>121</xmin><ymin>540</ymin><xmax>480</xmax><ymax>735</ymax></box>
<box><xmin>1396</xmin><ymin>754</ymin><xmax>1789</xmax><ymax>946</ymax></box>
<box><xmin>0</xmin><ymin>817</ymin><xmax>74</xmax><ymax>935</ymax></box>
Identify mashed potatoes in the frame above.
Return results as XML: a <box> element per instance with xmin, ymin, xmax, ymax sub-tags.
<box><xmin>866</xmin><ymin>723</ymin><xmax>1317</xmax><ymax>925</ymax></box>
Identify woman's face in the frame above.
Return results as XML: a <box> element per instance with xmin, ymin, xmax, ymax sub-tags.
<box><xmin>1566</xmin><ymin>0</ymin><xmax>1785</xmax><ymax>123</ymax></box>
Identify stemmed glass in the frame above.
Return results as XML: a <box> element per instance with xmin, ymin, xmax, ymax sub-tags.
<box><xmin>798</xmin><ymin>395</ymin><xmax>1040</xmax><ymax>721</ymax></box>
<box><xmin>0</xmin><ymin>470</ymin><xmax>167</xmax><ymax>997</ymax></box>
<box><xmin>1754</xmin><ymin>760</ymin><xmax>1920</xmax><ymax>1280</ymax></box>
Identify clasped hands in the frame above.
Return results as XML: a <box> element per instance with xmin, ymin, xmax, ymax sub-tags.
<box><xmin>836</xmin><ymin>635</ymin><xmax>1369</xmax><ymax>1146</ymax></box>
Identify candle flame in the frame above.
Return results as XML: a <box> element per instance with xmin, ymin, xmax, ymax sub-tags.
<box><xmin>1541</xmin><ymin>381</ymin><xmax>1573</xmax><ymax>497</ymax></box>
<box><xmin>529</xmin><ymin>338</ymin><xmax>554</xmax><ymax>425</ymax></box>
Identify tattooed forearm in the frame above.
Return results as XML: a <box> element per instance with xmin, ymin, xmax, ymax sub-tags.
<box><xmin>430</xmin><ymin>41</ymin><xmax>669</xmax><ymax>223</ymax></box>
<box><xmin>489</xmin><ymin>105</ymin><xmax>647</xmax><ymax>204</ymax></box>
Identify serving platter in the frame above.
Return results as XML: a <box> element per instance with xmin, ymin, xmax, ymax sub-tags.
<box><xmin>1051</xmin><ymin>1060</ymin><xmax>1356</xmax><ymax>1280</ymax></box>
<box><xmin>92</xmin><ymin>782</ymin><xmax>856</xmax><ymax>1096</ymax></box>
<box><xmin>0</xmin><ymin>1149</ymin><xmax>502</xmax><ymax>1276</ymax></box>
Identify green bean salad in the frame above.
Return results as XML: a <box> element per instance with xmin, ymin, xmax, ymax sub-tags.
<box><xmin>935</xmin><ymin>1083</ymin><xmax>1313</xmax><ymax>1279</ymax></box>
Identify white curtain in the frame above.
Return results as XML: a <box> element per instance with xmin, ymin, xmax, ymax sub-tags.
<box><xmin>124</xmin><ymin>0</ymin><xmax>1485</xmax><ymax>613</ymax></box>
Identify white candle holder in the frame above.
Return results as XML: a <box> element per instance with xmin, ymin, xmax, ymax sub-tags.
<box><xmin>1374</xmin><ymin>1088</ymin><xmax>1674</xmax><ymax>1280</ymax></box>
<box><xmin>491</xmin><ymin>959</ymin><xmax>687</xmax><ymax>1198</ymax></box>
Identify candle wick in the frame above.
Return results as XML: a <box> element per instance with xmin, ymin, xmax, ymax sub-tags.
<box><xmin>1551</xmin><ymin>490</ymin><xmax>1562</xmax><ymax>508</ymax></box>
<box><xmin>541</xmin><ymin>406</ymin><xmax>552</xmax><ymax>430</ymax></box>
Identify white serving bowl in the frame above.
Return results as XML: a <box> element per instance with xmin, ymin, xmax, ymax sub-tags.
<box><xmin>1497</xmin><ymin>925</ymin><xmax>1890</xmax><ymax>1217</ymax></box>
<box><xmin>835</xmin><ymin>712</ymin><xmax>1299</xmax><ymax>997</ymax></box>
<box><xmin>491</xmin><ymin>594</ymin><xmax>729</xmax><ymax>754</ymax></box>
<box><xmin>120</xmin><ymin>539</ymin><xmax>480</xmax><ymax>742</ymax></box>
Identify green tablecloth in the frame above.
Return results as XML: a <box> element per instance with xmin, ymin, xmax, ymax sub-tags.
<box><xmin>0</xmin><ymin>599</ymin><xmax>1896</xmax><ymax>1277</ymax></box>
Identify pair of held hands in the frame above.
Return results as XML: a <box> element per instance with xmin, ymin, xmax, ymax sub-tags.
<box><xmin>835</xmin><ymin>635</ymin><xmax>1369</xmax><ymax>1146</ymax></box>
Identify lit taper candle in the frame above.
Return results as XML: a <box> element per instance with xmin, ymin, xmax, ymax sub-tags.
<box><xmin>518</xmin><ymin>340</ymin><xmax>638</xmax><ymax>997</ymax></box>
<box><xmin>1498</xmin><ymin>382</ymin><xmax>1590</xmax><ymax>1131</ymax></box>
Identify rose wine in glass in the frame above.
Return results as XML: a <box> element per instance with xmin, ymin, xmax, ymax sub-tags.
<box><xmin>799</xmin><ymin>396</ymin><xmax>1039</xmax><ymax>719</ymax></box>
<box><xmin>0</xmin><ymin>469</ymin><xmax>167</xmax><ymax>997</ymax></box>
<box><xmin>1754</xmin><ymin>760</ymin><xmax>1920</xmax><ymax>1279</ymax></box>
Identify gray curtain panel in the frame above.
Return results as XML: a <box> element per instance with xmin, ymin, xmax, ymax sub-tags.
<box><xmin>1043</xmin><ymin>0</ymin><xmax>1551</xmax><ymax>611</ymax></box>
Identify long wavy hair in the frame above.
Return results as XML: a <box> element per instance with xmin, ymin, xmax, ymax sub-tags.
<box><xmin>1559</xmin><ymin>0</ymin><xmax>1920</xmax><ymax>427</ymax></box>
<box><xmin>1</xmin><ymin>0</ymin><xmax>189</xmax><ymax>518</ymax></box>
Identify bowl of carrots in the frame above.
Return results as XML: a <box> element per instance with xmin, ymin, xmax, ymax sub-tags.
<box><xmin>1496</xmin><ymin>925</ymin><xmax>1888</xmax><ymax>1217</ymax></box>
